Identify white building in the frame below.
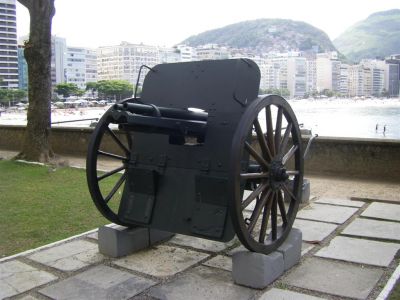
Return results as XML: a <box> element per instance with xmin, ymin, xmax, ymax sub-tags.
<box><xmin>65</xmin><ymin>47</ymin><xmax>97</xmax><ymax>90</ymax></box>
<box><xmin>0</xmin><ymin>0</ymin><xmax>18</xmax><ymax>88</ymax></box>
<box><xmin>51</xmin><ymin>36</ymin><xmax>67</xmax><ymax>86</ymax></box>
<box><xmin>176</xmin><ymin>45</ymin><xmax>197</xmax><ymax>62</ymax></box>
<box><xmin>97</xmin><ymin>42</ymin><xmax>160</xmax><ymax>87</ymax></box>
<box><xmin>85</xmin><ymin>48</ymin><xmax>97</xmax><ymax>84</ymax></box>
<box><xmin>360</xmin><ymin>59</ymin><xmax>385</xmax><ymax>97</ymax></box>
<box><xmin>316</xmin><ymin>54</ymin><xmax>340</xmax><ymax>93</ymax></box>
<box><xmin>196</xmin><ymin>44</ymin><xmax>230</xmax><ymax>61</ymax></box>
<box><xmin>339</xmin><ymin>64</ymin><xmax>349</xmax><ymax>97</ymax></box>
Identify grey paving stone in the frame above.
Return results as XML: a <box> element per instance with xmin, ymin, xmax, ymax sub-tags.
<box><xmin>113</xmin><ymin>245</ymin><xmax>209</xmax><ymax>277</ymax></box>
<box><xmin>315</xmin><ymin>236</ymin><xmax>400</xmax><ymax>267</ymax></box>
<box><xmin>169</xmin><ymin>234</ymin><xmax>234</xmax><ymax>252</ymax></box>
<box><xmin>227</xmin><ymin>245</ymin><xmax>247</xmax><ymax>256</ymax></box>
<box><xmin>361</xmin><ymin>202</ymin><xmax>400</xmax><ymax>222</ymax></box>
<box><xmin>283</xmin><ymin>257</ymin><xmax>384</xmax><ymax>299</ymax></box>
<box><xmin>301</xmin><ymin>242</ymin><xmax>314</xmax><ymax>256</ymax></box>
<box><xmin>87</xmin><ymin>231</ymin><xmax>98</xmax><ymax>240</ymax></box>
<box><xmin>39</xmin><ymin>265</ymin><xmax>155</xmax><ymax>300</ymax></box>
<box><xmin>315</xmin><ymin>197</ymin><xmax>364</xmax><ymax>208</ymax></box>
<box><xmin>202</xmin><ymin>255</ymin><xmax>232</xmax><ymax>272</ymax></box>
<box><xmin>28</xmin><ymin>239</ymin><xmax>103</xmax><ymax>271</ymax></box>
<box><xmin>232</xmin><ymin>251</ymin><xmax>284</xmax><ymax>289</ymax></box>
<box><xmin>342</xmin><ymin>218</ymin><xmax>400</xmax><ymax>241</ymax></box>
<box><xmin>293</xmin><ymin>219</ymin><xmax>337</xmax><ymax>242</ymax></box>
<box><xmin>18</xmin><ymin>296</ymin><xmax>41</xmax><ymax>300</ymax></box>
<box><xmin>297</xmin><ymin>203</ymin><xmax>358</xmax><ymax>224</ymax></box>
<box><xmin>259</xmin><ymin>288</ymin><xmax>326</xmax><ymax>300</ymax></box>
<box><xmin>148</xmin><ymin>266</ymin><xmax>255</xmax><ymax>300</ymax></box>
<box><xmin>0</xmin><ymin>260</ymin><xmax>57</xmax><ymax>299</ymax></box>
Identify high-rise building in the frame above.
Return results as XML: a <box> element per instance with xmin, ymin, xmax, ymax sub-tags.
<box><xmin>0</xmin><ymin>0</ymin><xmax>18</xmax><ymax>88</ymax></box>
<box><xmin>65</xmin><ymin>47</ymin><xmax>97</xmax><ymax>90</ymax></box>
<box><xmin>287</xmin><ymin>57</ymin><xmax>307</xmax><ymax>98</ymax></box>
<box><xmin>97</xmin><ymin>42</ymin><xmax>159</xmax><ymax>87</ymax></box>
<box><xmin>339</xmin><ymin>64</ymin><xmax>349</xmax><ymax>97</ymax></box>
<box><xmin>316</xmin><ymin>54</ymin><xmax>340</xmax><ymax>93</ymax></box>
<box><xmin>17</xmin><ymin>45</ymin><xmax>27</xmax><ymax>90</ymax></box>
<box><xmin>51</xmin><ymin>36</ymin><xmax>67</xmax><ymax>86</ymax></box>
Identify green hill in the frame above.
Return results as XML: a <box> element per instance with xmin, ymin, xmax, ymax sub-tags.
<box><xmin>333</xmin><ymin>9</ymin><xmax>400</xmax><ymax>62</ymax></box>
<box><xmin>181</xmin><ymin>19</ymin><xmax>337</xmax><ymax>53</ymax></box>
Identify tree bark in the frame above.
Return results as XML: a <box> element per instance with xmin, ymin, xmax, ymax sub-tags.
<box><xmin>16</xmin><ymin>0</ymin><xmax>55</xmax><ymax>162</ymax></box>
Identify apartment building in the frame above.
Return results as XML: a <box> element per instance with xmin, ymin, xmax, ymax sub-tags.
<box><xmin>51</xmin><ymin>36</ymin><xmax>67</xmax><ymax>86</ymax></box>
<box><xmin>17</xmin><ymin>45</ymin><xmax>27</xmax><ymax>90</ymax></box>
<box><xmin>339</xmin><ymin>64</ymin><xmax>349</xmax><ymax>97</ymax></box>
<box><xmin>0</xmin><ymin>0</ymin><xmax>18</xmax><ymax>88</ymax></box>
<box><xmin>97</xmin><ymin>42</ymin><xmax>159</xmax><ymax>86</ymax></box>
<box><xmin>65</xmin><ymin>47</ymin><xmax>97</xmax><ymax>89</ymax></box>
<box><xmin>316</xmin><ymin>54</ymin><xmax>340</xmax><ymax>93</ymax></box>
<box><xmin>196</xmin><ymin>44</ymin><xmax>230</xmax><ymax>61</ymax></box>
<box><xmin>175</xmin><ymin>45</ymin><xmax>197</xmax><ymax>62</ymax></box>
<box><xmin>287</xmin><ymin>57</ymin><xmax>307</xmax><ymax>98</ymax></box>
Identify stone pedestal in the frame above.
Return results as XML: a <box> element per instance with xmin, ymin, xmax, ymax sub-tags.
<box><xmin>98</xmin><ymin>224</ymin><xmax>174</xmax><ymax>258</ymax></box>
<box><xmin>232</xmin><ymin>228</ymin><xmax>302</xmax><ymax>289</ymax></box>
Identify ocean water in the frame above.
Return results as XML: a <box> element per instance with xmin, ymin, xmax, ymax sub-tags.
<box><xmin>288</xmin><ymin>99</ymin><xmax>400</xmax><ymax>140</ymax></box>
<box><xmin>1</xmin><ymin>99</ymin><xmax>399</xmax><ymax>140</ymax></box>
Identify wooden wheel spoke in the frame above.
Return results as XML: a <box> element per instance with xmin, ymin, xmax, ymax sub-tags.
<box><xmin>282</xmin><ymin>183</ymin><xmax>298</xmax><ymax>204</ymax></box>
<box><xmin>98</xmin><ymin>150</ymin><xmax>128</xmax><ymax>161</ymax></box>
<box><xmin>279</xmin><ymin>123</ymin><xmax>292</xmax><ymax>155</ymax></box>
<box><xmin>271</xmin><ymin>192</ymin><xmax>278</xmax><ymax>240</ymax></box>
<box><xmin>274</xmin><ymin>107</ymin><xmax>283</xmax><ymax>153</ymax></box>
<box><xmin>241</xmin><ymin>183</ymin><xmax>268</xmax><ymax>210</ymax></box>
<box><xmin>277</xmin><ymin>190</ymin><xmax>288</xmax><ymax>226</ymax></box>
<box><xmin>106</xmin><ymin>127</ymin><xmax>130</xmax><ymax>156</ymax></box>
<box><xmin>253</xmin><ymin>119</ymin><xmax>273</xmax><ymax>161</ymax></box>
<box><xmin>97</xmin><ymin>165</ymin><xmax>126</xmax><ymax>181</ymax></box>
<box><xmin>266</xmin><ymin>106</ymin><xmax>275</xmax><ymax>156</ymax></box>
<box><xmin>248</xmin><ymin>188</ymin><xmax>272</xmax><ymax>234</ymax></box>
<box><xmin>245</xmin><ymin>142</ymin><xmax>269</xmax><ymax>169</ymax></box>
<box><xmin>240</xmin><ymin>172</ymin><xmax>269</xmax><ymax>180</ymax></box>
<box><xmin>258</xmin><ymin>191</ymin><xmax>274</xmax><ymax>243</ymax></box>
<box><xmin>104</xmin><ymin>172</ymin><xmax>127</xmax><ymax>203</ymax></box>
<box><xmin>282</xmin><ymin>145</ymin><xmax>298</xmax><ymax>165</ymax></box>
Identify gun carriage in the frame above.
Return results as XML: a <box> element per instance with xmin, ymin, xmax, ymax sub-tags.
<box><xmin>86</xmin><ymin>59</ymin><xmax>303</xmax><ymax>255</ymax></box>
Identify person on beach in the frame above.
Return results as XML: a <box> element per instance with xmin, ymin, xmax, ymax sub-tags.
<box><xmin>375</xmin><ymin>123</ymin><xmax>378</xmax><ymax>132</ymax></box>
<box><xmin>383</xmin><ymin>125</ymin><xmax>386</xmax><ymax>135</ymax></box>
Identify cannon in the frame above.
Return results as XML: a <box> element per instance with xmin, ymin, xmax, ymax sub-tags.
<box><xmin>86</xmin><ymin>59</ymin><xmax>303</xmax><ymax>255</ymax></box>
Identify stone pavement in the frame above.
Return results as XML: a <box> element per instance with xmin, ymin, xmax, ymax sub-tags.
<box><xmin>1</xmin><ymin>150</ymin><xmax>399</xmax><ymax>299</ymax></box>
<box><xmin>1</xmin><ymin>194</ymin><xmax>400</xmax><ymax>300</ymax></box>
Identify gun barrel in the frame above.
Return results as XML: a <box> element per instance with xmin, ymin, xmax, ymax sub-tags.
<box><xmin>114</xmin><ymin>103</ymin><xmax>208</xmax><ymax>122</ymax></box>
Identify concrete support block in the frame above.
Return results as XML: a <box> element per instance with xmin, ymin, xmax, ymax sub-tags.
<box><xmin>149</xmin><ymin>229</ymin><xmax>174</xmax><ymax>245</ymax></box>
<box><xmin>98</xmin><ymin>224</ymin><xmax>149</xmax><ymax>258</ymax></box>
<box><xmin>285</xmin><ymin>179</ymin><xmax>310</xmax><ymax>204</ymax></box>
<box><xmin>277</xmin><ymin>228</ymin><xmax>302</xmax><ymax>270</ymax></box>
<box><xmin>232</xmin><ymin>251</ymin><xmax>284</xmax><ymax>289</ymax></box>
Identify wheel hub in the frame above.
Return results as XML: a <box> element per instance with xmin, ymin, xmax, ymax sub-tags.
<box><xmin>269</xmin><ymin>160</ymin><xmax>289</xmax><ymax>189</ymax></box>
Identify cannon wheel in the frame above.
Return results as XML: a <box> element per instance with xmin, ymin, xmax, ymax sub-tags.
<box><xmin>230</xmin><ymin>95</ymin><xmax>303</xmax><ymax>254</ymax></box>
<box><xmin>86</xmin><ymin>101</ymin><xmax>133</xmax><ymax>226</ymax></box>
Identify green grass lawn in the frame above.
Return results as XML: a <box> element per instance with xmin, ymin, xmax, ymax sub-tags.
<box><xmin>0</xmin><ymin>160</ymin><xmax>111</xmax><ymax>257</ymax></box>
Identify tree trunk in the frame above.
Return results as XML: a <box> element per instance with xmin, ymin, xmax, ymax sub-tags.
<box><xmin>16</xmin><ymin>0</ymin><xmax>55</xmax><ymax>162</ymax></box>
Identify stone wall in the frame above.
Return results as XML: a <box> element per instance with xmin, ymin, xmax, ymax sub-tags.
<box><xmin>1</xmin><ymin>125</ymin><xmax>399</xmax><ymax>180</ymax></box>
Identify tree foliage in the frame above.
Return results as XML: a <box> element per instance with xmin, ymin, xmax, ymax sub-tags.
<box><xmin>55</xmin><ymin>83</ymin><xmax>83</xmax><ymax>98</ymax></box>
<box><xmin>259</xmin><ymin>88</ymin><xmax>290</xmax><ymax>97</ymax></box>
<box><xmin>0</xmin><ymin>89</ymin><xmax>27</xmax><ymax>104</ymax></box>
<box><xmin>86</xmin><ymin>80</ymin><xmax>134</xmax><ymax>100</ymax></box>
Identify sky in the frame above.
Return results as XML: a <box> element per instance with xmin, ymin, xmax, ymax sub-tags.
<box><xmin>16</xmin><ymin>0</ymin><xmax>400</xmax><ymax>48</ymax></box>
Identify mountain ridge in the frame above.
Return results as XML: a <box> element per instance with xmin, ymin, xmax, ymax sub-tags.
<box><xmin>181</xmin><ymin>18</ymin><xmax>337</xmax><ymax>54</ymax></box>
